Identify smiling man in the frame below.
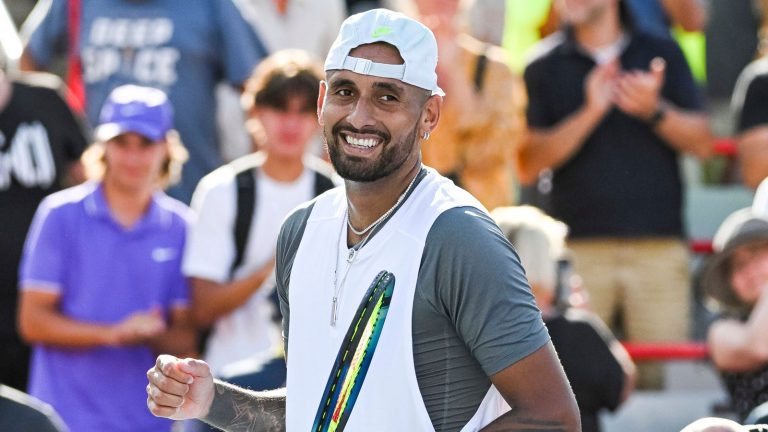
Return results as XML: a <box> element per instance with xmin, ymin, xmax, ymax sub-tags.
<box><xmin>146</xmin><ymin>9</ymin><xmax>580</xmax><ymax>432</ymax></box>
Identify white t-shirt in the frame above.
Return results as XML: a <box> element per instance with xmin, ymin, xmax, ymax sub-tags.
<box><xmin>753</xmin><ymin>177</ymin><xmax>768</xmax><ymax>217</ymax></box>
<box><xmin>183</xmin><ymin>165</ymin><xmax>315</xmax><ymax>374</ymax></box>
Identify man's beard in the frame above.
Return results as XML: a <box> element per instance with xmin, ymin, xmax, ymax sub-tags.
<box><xmin>323</xmin><ymin>121</ymin><xmax>419</xmax><ymax>182</ymax></box>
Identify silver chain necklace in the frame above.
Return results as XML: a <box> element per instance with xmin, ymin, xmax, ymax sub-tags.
<box><xmin>331</xmin><ymin>171</ymin><xmax>421</xmax><ymax>326</ymax></box>
<box><xmin>346</xmin><ymin>172</ymin><xmax>420</xmax><ymax>236</ymax></box>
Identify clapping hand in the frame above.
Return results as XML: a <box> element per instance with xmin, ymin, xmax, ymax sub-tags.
<box><xmin>613</xmin><ymin>57</ymin><xmax>666</xmax><ymax>121</ymax></box>
<box><xmin>111</xmin><ymin>307</ymin><xmax>166</xmax><ymax>346</ymax></box>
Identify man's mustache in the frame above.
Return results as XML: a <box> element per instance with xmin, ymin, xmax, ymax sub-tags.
<box><xmin>331</xmin><ymin>124</ymin><xmax>390</xmax><ymax>143</ymax></box>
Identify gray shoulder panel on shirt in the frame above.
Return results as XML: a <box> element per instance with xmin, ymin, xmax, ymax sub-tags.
<box><xmin>275</xmin><ymin>200</ymin><xmax>316</xmax><ymax>353</ymax></box>
<box><xmin>274</xmin><ymin>203</ymin><xmax>549</xmax><ymax>432</ymax></box>
<box><xmin>414</xmin><ymin>206</ymin><xmax>550</xmax><ymax>431</ymax></box>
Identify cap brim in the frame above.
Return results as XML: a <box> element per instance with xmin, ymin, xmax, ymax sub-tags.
<box><xmin>700</xmin><ymin>252</ymin><xmax>738</xmax><ymax>308</ymax></box>
<box><xmin>95</xmin><ymin>121</ymin><xmax>166</xmax><ymax>143</ymax></box>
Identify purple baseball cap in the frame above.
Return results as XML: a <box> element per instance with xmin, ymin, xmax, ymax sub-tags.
<box><xmin>95</xmin><ymin>85</ymin><xmax>174</xmax><ymax>143</ymax></box>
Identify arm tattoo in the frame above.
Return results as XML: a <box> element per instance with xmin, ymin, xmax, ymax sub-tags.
<box><xmin>480</xmin><ymin>413</ymin><xmax>570</xmax><ymax>432</ymax></box>
<box><xmin>203</xmin><ymin>380</ymin><xmax>286</xmax><ymax>432</ymax></box>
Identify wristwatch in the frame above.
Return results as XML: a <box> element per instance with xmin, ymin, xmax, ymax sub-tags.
<box><xmin>647</xmin><ymin>102</ymin><xmax>668</xmax><ymax>127</ymax></box>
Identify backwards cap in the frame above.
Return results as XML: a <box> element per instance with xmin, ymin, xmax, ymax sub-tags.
<box><xmin>324</xmin><ymin>8</ymin><xmax>444</xmax><ymax>96</ymax></box>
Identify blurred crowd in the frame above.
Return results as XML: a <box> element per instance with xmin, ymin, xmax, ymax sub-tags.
<box><xmin>4</xmin><ymin>0</ymin><xmax>768</xmax><ymax>431</ymax></box>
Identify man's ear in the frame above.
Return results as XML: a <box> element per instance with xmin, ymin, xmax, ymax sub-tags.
<box><xmin>317</xmin><ymin>80</ymin><xmax>327</xmax><ymax>126</ymax></box>
<box><xmin>421</xmin><ymin>94</ymin><xmax>442</xmax><ymax>136</ymax></box>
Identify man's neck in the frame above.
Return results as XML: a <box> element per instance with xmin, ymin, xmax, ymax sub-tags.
<box><xmin>261</xmin><ymin>151</ymin><xmax>305</xmax><ymax>183</ymax></box>
<box><xmin>344</xmin><ymin>160</ymin><xmax>422</xmax><ymax>245</ymax></box>
<box><xmin>573</xmin><ymin>7</ymin><xmax>624</xmax><ymax>52</ymax></box>
<box><xmin>102</xmin><ymin>179</ymin><xmax>154</xmax><ymax>229</ymax></box>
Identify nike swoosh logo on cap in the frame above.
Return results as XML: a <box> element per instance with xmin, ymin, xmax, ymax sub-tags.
<box><xmin>371</xmin><ymin>26</ymin><xmax>393</xmax><ymax>38</ymax></box>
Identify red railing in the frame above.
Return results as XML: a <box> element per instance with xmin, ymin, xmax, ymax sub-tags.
<box><xmin>622</xmin><ymin>342</ymin><xmax>709</xmax><ymax>361</ymax></box>
<box><xmin>690</xmin><ymin>239</ymin><xmax>715</xmax><ymax>254</ymax></box>
<box><xmin>713</xmin><ymin>137</ymin><xmax>737</xmax><ymax>157</ymax></box>
<box><xmin>684</xmin><ymin>136</ymin><xmax>737</xmax><ymax>256</ymax></box>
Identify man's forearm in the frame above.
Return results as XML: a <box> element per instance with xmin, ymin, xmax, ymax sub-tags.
<box><xmin>655</xmin><ymin>108</ymin><xmax>713</xmax><ymax>159</ymax></box>
<box><xmin>519</xmin><ymin>105</ymin><xmax>605</xmax><ymax>184</ymax></box>
<box><xmin>480</xmin><ymin>411</ymin><xmax>576</xmax><ymax>431</ymax></box>
<box><xmin>738</xmin><ymin>127</ymin><xmax>768</xmax><ymax>188</ymax></box>
<box><xmin>203</xmin><ymin>381</ymin><xmax>286</xmax><ymax>432</ymax></box>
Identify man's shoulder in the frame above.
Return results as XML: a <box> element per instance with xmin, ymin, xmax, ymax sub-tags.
<box><xmin>525</xmin><ymin>31</ymin><xmax>569</xmax><ymax>70</ymax></box>
<box><xmin>458</xmin><ymin>34</ymin><xmax>508</xmax><ymax>65</ymax></box>
<box><xmin>303</xmin><ymin>154</ymin><xmax>340</xmax><ymax>185</ymax></box>
<box><xmin>739</xmin><ymin>57</ymin><xmax>768</xmax><ymax>88</ymax></box>
<box><xmin>629</xmin><ymin>29</ymin><xmax>681</xmax><ymax>52</ymax></box>
<box><xmin>40</xmin><ymin>182</ymin><xmax>97</xmax><ymax>215</ymax></box>
<box><xmin>193</xmin><ymin>154</ymin><xmax>252</xmax><ymax>196</ymax></box>
<box><xmin>627</xmin><ymin>30</ymin><xmax>691</xmax><ymax>68</ymax></box>
<box><xmin>12</xmin><ymin>72</ymin><xmax>65</xmax><ymax>96</ymax></box>
<box><xmin>280</xmin><ymin>198</ymin><xmax>318</xmax><ymax>239</ymax></box>
<box><xmin>153</xmin><ymin>192</ymin><xmax>193</xmax><ymax>227</ymax></box>
<box><xmin>280</xmin><ymin>185</ymin><xmax>345</xmax><ymax>238</ymax></box>
<box><xmin>426</xmin><ymin>206</ymin><xmax>502</xmax><ymax>249</ymax></box>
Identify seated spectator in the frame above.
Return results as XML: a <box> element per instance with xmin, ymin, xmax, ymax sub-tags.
<box><xmin>183</xmin><ymin>50</ymin><xmax>337</xmax><ymax>392</ymax></box>
<box><xmin>703</xmin><ymin>208</ymin><xmax>768</xmax><ymax>422</ymax></box>
<box><xmin>17</xmin><ymin>85</ymin><xmax>195</xmax><ymax>432</ymax></box>
<box><xmin>492</xmin><ymin>205</ymin><xmax>636</xmax><ymax>432</ymax></box>
<box><xmin>0</xmin><ymin>384</ymin><xmax>67</xmax><ymax>432</ymax></box>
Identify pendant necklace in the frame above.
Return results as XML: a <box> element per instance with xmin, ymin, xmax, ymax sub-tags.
<box><xmin>330</xmin><ymin>171</ymin><xmax>421</xmax><ymax>326</ymax></box>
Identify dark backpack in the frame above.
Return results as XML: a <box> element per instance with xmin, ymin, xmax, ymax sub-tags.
<box><xmin>196</xmin><ymin>153</ymin><xmax>335</xmax><ymax>355</ymax></box>
<box><xmin>229</xmin><ymin>154</ymin><xmax>336</xmax><ymax>276</ymax></box>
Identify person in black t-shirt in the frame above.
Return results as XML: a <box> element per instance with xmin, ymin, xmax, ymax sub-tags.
<box><xmin>0</xmin><ymin>69</ymin><xmax>87</xmax><ymax>391</ymax></box>
<box><xmin>493</xmin><ymin>206</ymin><xmax>636</xmax><ymax>432</ymax></box>
<box><xmin>519</xmin><ymin>0</ymin><xmax>713</xmax><ymax>389</ymax></box>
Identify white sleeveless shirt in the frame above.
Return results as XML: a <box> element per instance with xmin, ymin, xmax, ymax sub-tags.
<box><xmin>286</xmin><ymin>169</ymin><xmax>510</xmax><ymax>431</ymax></box>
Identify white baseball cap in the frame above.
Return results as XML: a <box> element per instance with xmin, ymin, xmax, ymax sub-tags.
<box><xmin>324</xmin><ymin>8</ymin><xmax>445</xmax><ymax>97</ymax></box>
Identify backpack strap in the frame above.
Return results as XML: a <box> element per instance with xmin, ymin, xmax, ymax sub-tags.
<box><xmin>230</xmin><ymin>168</ymin><xmax>256</xmax><ymax>279</ymax></box>
<box><xmin>473</xmin><ymin>47</ymin><xmax>489</xmax><ymax>93</ymax></box>
<box><xmin>229</xmin><ymin>153</ymin><xmax>335</xmax><ymax>279</ymax></box>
